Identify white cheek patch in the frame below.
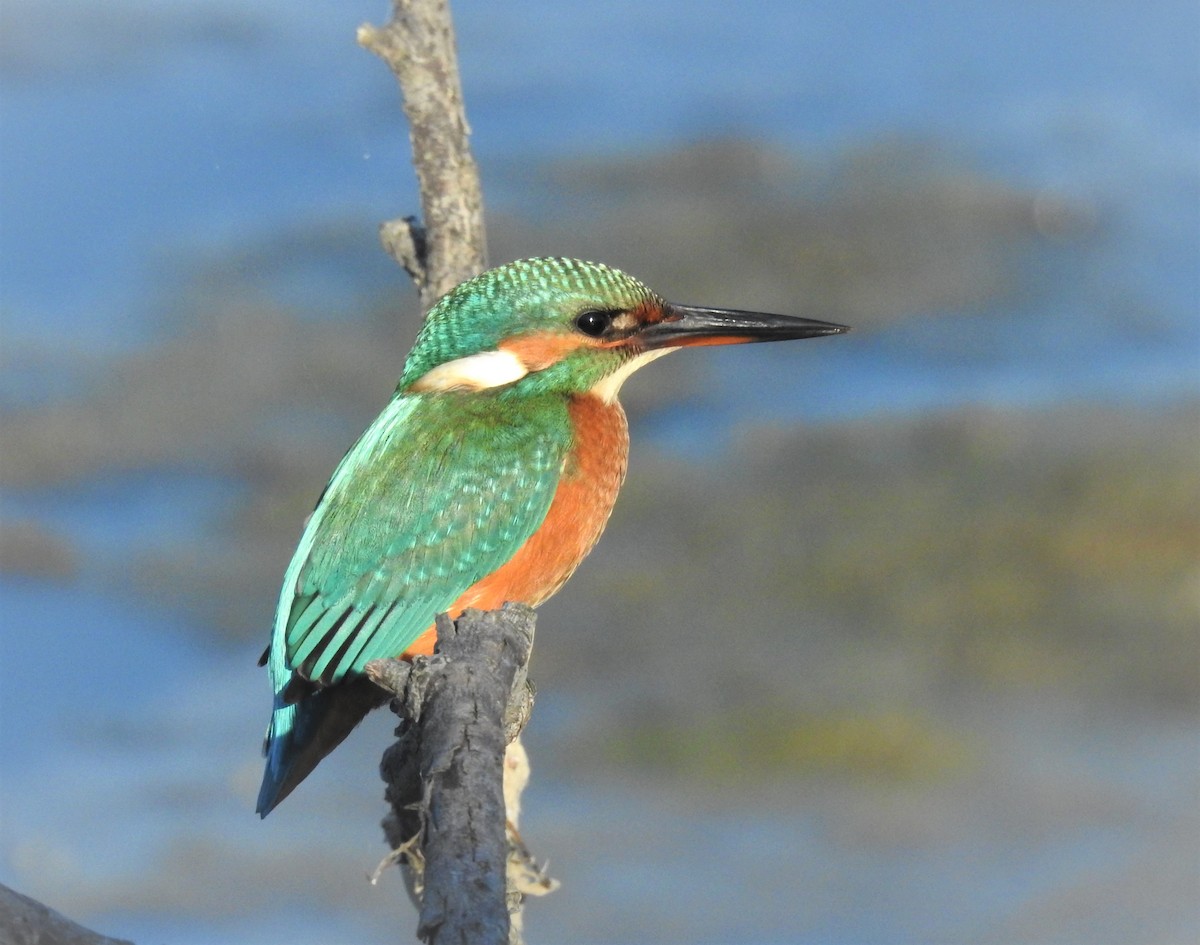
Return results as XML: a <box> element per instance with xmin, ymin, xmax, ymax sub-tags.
<box><xmin>410</xmin><ymin>349</ymin><xmax>529</xmax><ymax>392</ymax></box>
<box><xmin>590</xmin><ymin>348</ymin><xmax>676</xmax><ymax>403</ymax></box>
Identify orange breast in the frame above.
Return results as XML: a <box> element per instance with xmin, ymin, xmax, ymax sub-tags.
<box><xmin>402</xmin><ymin>393</ymin><xmax>629</xmax><ymax>656</ymax></box>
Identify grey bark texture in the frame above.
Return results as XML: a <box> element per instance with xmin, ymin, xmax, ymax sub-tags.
<box><xmin>359</xmin><ymin>4</ymin><xmax>552</xmax><ymax>942</ymax></box>
<box><xmin>366</xmin><ymin>606</ymin><xmax>539</xmax><ymax>945</ymax></box>
<box><xmin>0</xmin><ymin>883</ymin><xmax>135</xmax><ymax>945</ymax></box>
<box><xmin>358</xmin><ymin>0</ymin><xmax>488</xmax><ymax>313</ymax></box>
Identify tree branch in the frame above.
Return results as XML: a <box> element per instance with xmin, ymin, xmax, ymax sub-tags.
<box><xmin>358</xmin><ymin>0</ymin><xmax>487</xmax><ymax>312</ymax></box>
<box><xmin>356</xmin><ymin>5</ymin><xmax>552</xmax><ymax>941</ymax></box>
<box><xmin>367</xmin><ymin>605</ymin><xmax>540</xmax><ymax>945</ymax></box>
<box><xmin>0</xmin><ymin>884</ymin><xmax>135</xmax><ymax>945</ymax></box>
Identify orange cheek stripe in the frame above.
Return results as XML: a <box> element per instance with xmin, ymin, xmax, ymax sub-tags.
<box><xmin>500</xmin><ymin>332</ymin><xmax>592</xmax><ymax>371</ymax></box>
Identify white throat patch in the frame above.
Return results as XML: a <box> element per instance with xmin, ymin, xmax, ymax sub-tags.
<box><xmin>409</xmin><ymin>349</ymin><xmax>529</xmax><ymax>393</ymax></box>
<box><xmin>590</xmin><ymin>348</ymin><xmax>676</xmax><ymax>403</ymax></box>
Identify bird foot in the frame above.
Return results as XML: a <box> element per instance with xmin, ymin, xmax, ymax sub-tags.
<box><xmin>370</xmin><ymin>830</ymin><xmax>424</xmax><ymax>888</ymax></box>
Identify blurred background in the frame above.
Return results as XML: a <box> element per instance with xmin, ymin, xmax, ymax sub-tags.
<box><xmin>1</xmin><ymin>1</ymin><xmax>1197</xmax><ymax>943</ymax></box>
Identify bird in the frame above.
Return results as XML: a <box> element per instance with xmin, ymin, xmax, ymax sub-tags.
<box><xmin>257</xmin><ymin>256</ymin><xmax>847</xmax><ymax>816</ymax></box>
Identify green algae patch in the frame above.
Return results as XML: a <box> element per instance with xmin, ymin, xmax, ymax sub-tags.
<box><xmin>600</xmin><ymin>708</ymin><xmax>975</xmax><ymax>783</ymax></box>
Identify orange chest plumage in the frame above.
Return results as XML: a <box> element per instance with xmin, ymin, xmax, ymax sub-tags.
<box><xmin>403</xmin><ymin>393</ymin><xmax>629</xmax><ymax>655</ymax></box>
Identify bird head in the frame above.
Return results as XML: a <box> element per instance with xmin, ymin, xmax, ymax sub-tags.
<box><xmin>398</xmin><ymin>257</ymin><xmax>847</xmax><ymax>401</ymax></box>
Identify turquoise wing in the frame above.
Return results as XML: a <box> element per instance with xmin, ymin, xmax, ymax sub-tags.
<box><xmin>271</xmin><ymin>391</ymin><xmax>571</xmax><ymax>692</ymax></box>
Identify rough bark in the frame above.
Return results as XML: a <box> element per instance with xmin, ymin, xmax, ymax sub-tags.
<box><xmin>357</xmin><ymin>4</ymin><xmax>552</xmax><ymax>941</ymax></box>
<box><xmin>367</xmin><ymin>606</ymin><xmax>544</xmax><ymax>945</ymax></box>
<box><xmin>358</xmin><ymin>0</ymin><xmax>488</xmax><ymax>312</ymax></box>
<box><xmin>0</xmin><ymin>884</ymin><xmax>135</xmax><ymax>945</ymax></box>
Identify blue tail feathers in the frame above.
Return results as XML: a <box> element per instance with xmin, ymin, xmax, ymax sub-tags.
<box><xmin>256</xmin><ymin>678</ymin><xmax>389</xmax><ymax>817</ymax></box>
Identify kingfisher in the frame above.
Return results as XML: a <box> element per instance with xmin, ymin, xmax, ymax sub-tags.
<box><xmin>257</xmin><ymin>257</ymin><xmax>846</xmax><ymax>816</ymax></box>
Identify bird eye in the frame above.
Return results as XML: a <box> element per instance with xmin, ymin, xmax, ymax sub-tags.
<box><xmin>575</xmin><ymin>310</ymin><xmax>612</xmax><ymax>337</ymax></box>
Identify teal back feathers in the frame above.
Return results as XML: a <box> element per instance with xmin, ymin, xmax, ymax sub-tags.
<box><xmin>258</xmin><ymin>389</ymin><xmax>574</xmax><ymax>814</ymax></box>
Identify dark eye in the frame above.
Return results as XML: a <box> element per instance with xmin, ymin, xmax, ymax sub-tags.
<box><xmin>575</xmin><ymin>310</ymin><xmax>612</xmax><ymax>337</ymax></box>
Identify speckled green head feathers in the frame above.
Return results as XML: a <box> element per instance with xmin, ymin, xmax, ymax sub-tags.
<box><xmin>398</xmin><ymin>257</ymin><xmax>659</xmax><ymax>393</ymax></box>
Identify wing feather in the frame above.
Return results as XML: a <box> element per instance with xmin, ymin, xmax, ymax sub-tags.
<box><xmin>268</xmin><ymin>391</ymin><xmax>570</xmax><ymax>693</ymax></box>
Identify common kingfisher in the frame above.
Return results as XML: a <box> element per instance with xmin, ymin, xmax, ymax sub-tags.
<box><xmin>257</xmin><ymin>257</ymin><xmax>846</xmax><ymax>815</ymax></box>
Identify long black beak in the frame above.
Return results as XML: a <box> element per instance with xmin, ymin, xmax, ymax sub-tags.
<box><xmin>638</xmin><ymin>303</ymin><xmax>849</xmax><ymax>350</ymax></box>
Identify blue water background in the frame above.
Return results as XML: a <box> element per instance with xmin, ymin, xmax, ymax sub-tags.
<box><xmin>0</xmin><ymin>1</ymin><xmax>1197</xmax><ymax>942</ymax></box>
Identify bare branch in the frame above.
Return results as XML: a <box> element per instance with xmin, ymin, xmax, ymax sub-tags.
<box><xmin>358</xmin><ymin>0</ymin><xmax>487</xmax><ymax>310</ymax></box>
<box><xmin>356</xmin><ymin>5</ymin><xmax>548</xmax><ymax>941</ymax></box>
<box><xmin>368</xmin><ymin>605</ymin><xmax>538</xmax><ymax>945</ymax></box>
